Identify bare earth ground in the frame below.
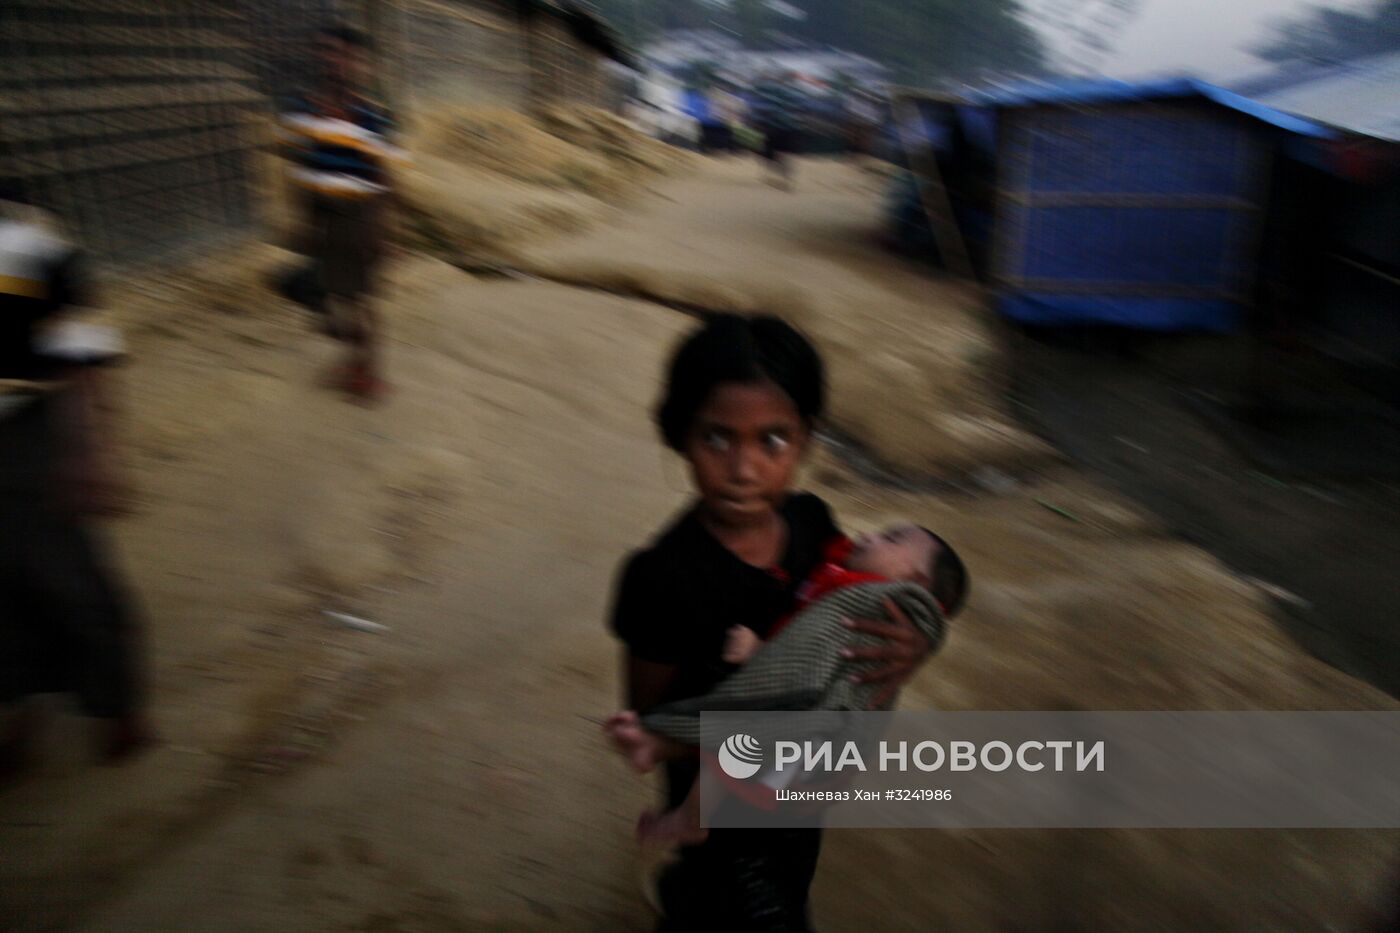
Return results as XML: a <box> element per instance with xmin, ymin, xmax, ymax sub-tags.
<box><xmin>1009</xmin><ymin>330</ymin><xmax>1400</xmax><ymax>699</ymax></box>
<box><xmin>1</xmin><ymin>158</ymin><xmax>1397</xmax><ymax>932</ymax></box>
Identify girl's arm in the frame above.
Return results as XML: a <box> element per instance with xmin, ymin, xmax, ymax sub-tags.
<box><xmin>619</xmin><ymin>653</ymin><xmax>701</xmax><ymax>766</ymax></box>
<box><xmin>625</xmin><ymin>652</ymin><xmax>680</xmax><ymax>712</ymax></box>
<box><xmin>639</xmin><ymin>595</ymin><xmax>852</xmax><ymax>746</ymax></box>
<box><xmin>641</xmin><ymin>584</ymin><xmax>945</xmax><ymax>744</ymax></box>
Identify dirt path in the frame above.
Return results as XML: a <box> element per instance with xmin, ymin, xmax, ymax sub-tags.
<box><xmin>2</xmin><ymin>160</ymin><xmax>1396</xmax><ymax>933</ymax></box>
<box><xmin>518</xmin><ymin>158</ymin><xmax>1051</xmax><ymax>481</ymax></box>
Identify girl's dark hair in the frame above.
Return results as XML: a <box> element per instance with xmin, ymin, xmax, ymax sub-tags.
<box><xmin>657</xmin><ymin>313</ymin><xmax>826</xmax><ymax>452</ymax></box>
<box><xmin>320</xmin><ymin>24</ymin><xmax>372</xmax><ymax>50</ymax></box>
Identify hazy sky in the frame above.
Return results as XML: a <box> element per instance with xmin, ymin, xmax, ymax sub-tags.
<box><xmin>1038</xmin><ymin>0</ymin><xmax>1375</xmax><ymax>81</ymax></box>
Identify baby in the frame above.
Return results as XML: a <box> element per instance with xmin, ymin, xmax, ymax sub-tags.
<box><xmin>606</xmin><ymin>523</ymin><xmax>968</xmax><ymax>842</ymax></box>
<box><xmin>723</xmin><ymin>524</ymin><xmax>965</xmax><ymax>665</ymax></box>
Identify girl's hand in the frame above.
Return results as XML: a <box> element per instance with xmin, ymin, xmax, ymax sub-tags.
<box><xmin>840</xmin><ymin>598</ymin><xmax>933</xmax><ymax>709</ymax></box>
<box><xmin>722</xmin><ymin>626</ymin><xmax>762</xmax><ymax>665</ymax></box>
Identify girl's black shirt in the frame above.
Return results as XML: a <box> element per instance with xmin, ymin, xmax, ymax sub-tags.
<box><xmin>610</xmin><ymin>492</ymin><xmax>840</xmax><ymax>806</ymax></box>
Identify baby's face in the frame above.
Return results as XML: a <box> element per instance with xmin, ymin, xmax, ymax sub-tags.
<box><xmin>848</xmin><ymin>524</ymin><xmax>935</xmax><ymax>584</ymax></box>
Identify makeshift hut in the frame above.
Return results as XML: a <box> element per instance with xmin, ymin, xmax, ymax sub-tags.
<box><xmin>1237</xmin><ymin>51</ymin><xmax>1400</xmax><ymax>371</ymax></box>
<box><xmin>964</xmin><ymin>78</ymin><xmax>1335</xmax><ymax>333</ymax></box>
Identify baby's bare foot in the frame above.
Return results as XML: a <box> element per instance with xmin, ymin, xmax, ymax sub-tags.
<box><xmin>604</xmin><ymin>712</ymin><xmax>663</xmax><ymax>773</ymax></box>
<box><xmin>619</xmin><ymin>726</ymin><xmax>663</xmax><ymax>773</ymax></box>
<box><xmin>603</xmin><ymin>710</ymin><xmax>640</xmax><ymax>753</ymax></box>
<box><xmin>605</xmin><ymin>710</ymin><xmax>640</xmax><ymax>733</ymax></box>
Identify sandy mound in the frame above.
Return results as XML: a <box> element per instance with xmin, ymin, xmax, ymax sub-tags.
<box><xmin>531</xmin><ymin>103</ymin><xmax>687</xmax><ymax>177</ymax></box>
<box><xmin>417</xmin><ymin>106</ymin><xmax>621</xmax><ymax>194</ymax></box>
<box><xmin>401</xmin><ymin>105</ymin><xmax>690</xmax><ymax>263</ymax></box>
<box><xmin>791</xmin><ymin>286</ymin><xmax>1056</xmax><ymax>481</ymax></box>
<box><xmin>520</xmin><ymin>255</ymin><xmax>1059</xmax><ymax>481</ymax></box>
<box><xmin>402</xmin><ymin>155</ymin><xmax>603</xmax><ymax>261</ymax></box>
<box><xmin>513</xmin><ymin>158</ymin><xmax>1060</xmax><ymax>481</ymax></box>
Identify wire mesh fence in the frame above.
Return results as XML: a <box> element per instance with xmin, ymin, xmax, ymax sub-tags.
<box><xmin>0</xmin><ymin>0</ymin><xmax>614</xmax><ymax>270</ymax></box>
<box><xmin>0</xmin><ymin>1</ymin><xmax>267</xmax><ymax>266</ymax></box>
<box><xmin>242</xmin><ymin>0</ymin><xmax>348</xmax><ymax>103</ymax></box>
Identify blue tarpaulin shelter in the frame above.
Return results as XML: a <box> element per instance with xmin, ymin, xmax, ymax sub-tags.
<box><xmin>964</xmin><ymin>78</ymin><xmax>1337</xmax><ymax>332</ymax></box>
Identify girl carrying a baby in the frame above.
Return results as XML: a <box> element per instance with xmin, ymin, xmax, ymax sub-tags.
<box><xmin>609</xmin><ymin>314</ymin><xmax>938</xmax><ymax>931</ymax></box>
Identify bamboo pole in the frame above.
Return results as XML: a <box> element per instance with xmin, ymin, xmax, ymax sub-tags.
<box><xmin>892</xmin><ymin>94</ymin><xmax>974</xmax><ymax>279</ymax></box>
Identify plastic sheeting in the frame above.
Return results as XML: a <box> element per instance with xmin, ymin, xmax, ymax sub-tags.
<box><xmin>963</xmin><ymin>78</ymin><xmax>1340</xmax><ymax>332</ymax></box>
<box><xmin>963</xmin><ymin>76</ymin><xmax>1337</xmax><ymax>140</ymax></box>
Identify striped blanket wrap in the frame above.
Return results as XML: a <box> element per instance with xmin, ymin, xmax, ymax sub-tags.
<box><xmin>641</xmin><ymin>582</ymin><xmax>946</xmax><ymax>747</ymax></box>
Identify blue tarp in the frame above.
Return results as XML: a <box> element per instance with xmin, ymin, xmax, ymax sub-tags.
<box><xmin>999</xmin><ymin>295</ymin><xmax>1243</xmax><ymax>332</ymax></box>
<box><xmin>682</xmin><ymin>88</ymin><xmax>715</xmax><ymax>126</ymax></box>
<box><xmin>962</xmin><ymin>76</ymin><xmax>1338</xmax><ymax>139</ymax></box>
<box><xmin>954</xmin><ymin>77</ymin><xmax>1338</xmax><ymax>332</ymax></box>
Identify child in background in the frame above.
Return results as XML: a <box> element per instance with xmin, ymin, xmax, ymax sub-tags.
<box><xmin>280</xmin><ymin>24</ymin><xmax>405</xmax><ymax>402</ymax></box>
<box><xmin>0</xmin><ymin>184</ymin><xmax>150</xmax><ymax>772</ymax></box>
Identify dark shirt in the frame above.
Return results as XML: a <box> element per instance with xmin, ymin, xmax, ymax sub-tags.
<box><xmin>611</xmin><ymin>492</ymin><xmax>840</xmax><ymax>807</ymax></box>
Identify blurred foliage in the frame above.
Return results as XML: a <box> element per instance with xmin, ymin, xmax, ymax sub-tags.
<box><xmin>733</xmin><ymin>0</ymin><xmax>771</xmax><ymax>48</ymax></box>
<box><xmin>1252</xmin><ymin>0</ymin><xmax>1400</xmax><ymax>64</ymax></box>
<box><xmin>585</xmin><ymin>0</ymin><xmax>1049</xmax><ymax>85</ymax></box>
<box><xmin>1030</xmin><ymin>0</ymin><xmax>1144</xmax><ymax>74</ymax></box>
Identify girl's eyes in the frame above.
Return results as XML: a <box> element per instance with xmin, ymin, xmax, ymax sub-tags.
<box><xmin>699</xmin><ymin>431</ymin><xmax>792</xmax><ymax>454</ymax></box>
<box><xmin>704</xmin><ymin>431</ymin><xmax>731</xmax><ymax>451</ymax></box>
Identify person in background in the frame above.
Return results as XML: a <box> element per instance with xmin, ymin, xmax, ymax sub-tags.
<box><xmin>750</xmin><ymin>72</ymin><xmax>806</xmax><ymax>190</ymax></box>
<box><xmin>712</xmin><ymin>83</ymin><xmax>745</xmax><ymax>155</ymax></box>
<box><xmin>280</xmin><ymin>24</ymin><xmax>406</xmax><ymax>403</ymax></box>
<box><xmin>685</xmin><ymin>85</ymin><xmax>729</xmax><ymax>155</ymax></box>
<box><xmin>0</xmin><ymin>183</ymin><xmax>151</xmax><ymax>773</ymax></box>
<box><xmin>847</xmin><ymin>90</ymin><xmax>883</xmax><ymax>162</ymax></box>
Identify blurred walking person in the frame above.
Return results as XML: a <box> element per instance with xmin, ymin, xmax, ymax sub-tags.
<box><xmin>0</xmin><ymin>184</ymin><xmax>150</xmax><ymax>773</ymax></box>
<box><xmin>281</xmin><ymin>24</ymin><xmax>405</xmax><ymax>403</ymax></box>
<box><xmin>712</xmin><ymin>83</ymin><xmax>745</xmax><ymax>155</ymax></box>
<box><xmin>846</xmin><ymin>90</ymin><xmax>882</xmax><ymax>162</ymax></box>
<box><xmin>751</xmin><ymin>72</ymin><xmax>805</xmax><ymax>190</ymax></box>
<box><xmin>685</xmin><ymin>85</ymin><xmax>726</xmax><ymax>155</ymax></box>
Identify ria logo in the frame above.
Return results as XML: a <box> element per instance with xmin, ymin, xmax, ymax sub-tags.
<box><xmin>718</xmin><ymin>733</ymin><xmax>764</xmax><ymax>779</ymax></box>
